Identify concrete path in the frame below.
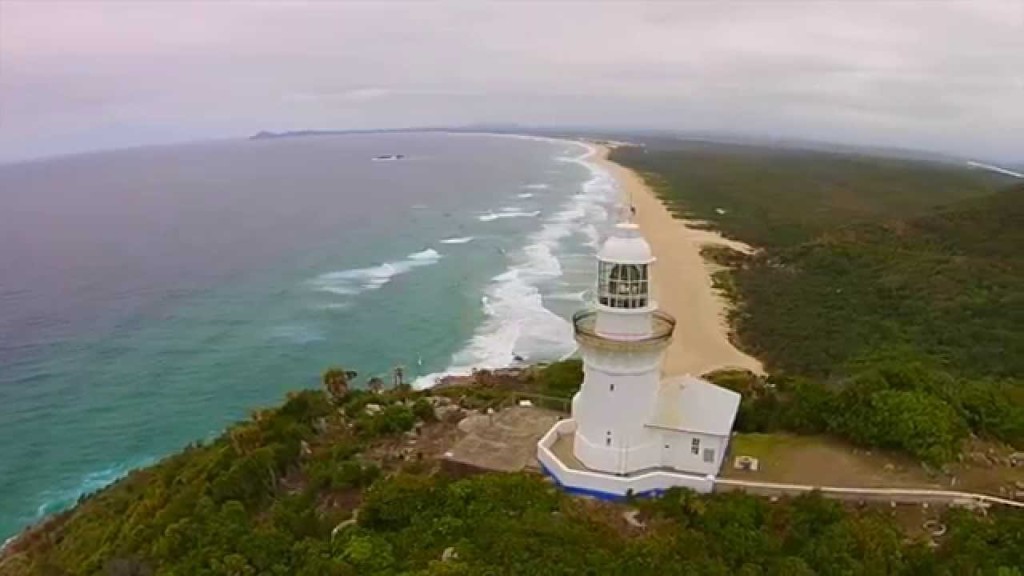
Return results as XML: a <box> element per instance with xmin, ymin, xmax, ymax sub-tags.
<box><xmin>716</xmin><ymin>477</ymin><xmax>1024</xmax><ymax>508</ymax></box>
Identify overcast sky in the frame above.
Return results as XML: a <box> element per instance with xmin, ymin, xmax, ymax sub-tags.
<box><xmin>1</xmin><ymin>1</ymin><xmax>1022</xmax><ymax>163</ymax></box>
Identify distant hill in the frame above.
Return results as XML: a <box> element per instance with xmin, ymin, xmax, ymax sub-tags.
<box><xmin>248</xmin><ymin>128</ymin><xmax>444</xmax><ymax>140</ymax></box>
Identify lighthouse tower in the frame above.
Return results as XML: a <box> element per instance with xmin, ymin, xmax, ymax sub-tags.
<box><xmin>570</xmin><ymin>221</ymin><xmax>676</xmax><ymax>475</ymax></box>
<box><xmin>537</xmin><ymin>211</ymin><xmax>740</xmax><ymax>497</ymax></box>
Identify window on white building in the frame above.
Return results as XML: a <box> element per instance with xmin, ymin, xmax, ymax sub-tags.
<box><xmin>691</xmin><ymin>438</ymin><xmax>700</xmax><ymax>455</ymax></box>
<box><xmin>703</xmin><ymin>448</ymin><xmax>715</xmax><ymax>463</ymax></box>
<box><xmin>609</xmin><ymin>383</ymin><xmax>615</xmax><ymax>392</ymax></box>
<box><xmin>597</xmin><ymin>262</ymin><xmax>649</xmax><ymax>309</ymax></box>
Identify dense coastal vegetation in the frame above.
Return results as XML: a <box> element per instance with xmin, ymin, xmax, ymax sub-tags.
<box><xmin>612</xmin><ymin>141</ymin><xmax>1024</xmax><ymax>465</ymax></box>
<box><xmin>5</xmin><ymin>365</ymin><xmax>1022</xmax><ymax>575</ymax></box>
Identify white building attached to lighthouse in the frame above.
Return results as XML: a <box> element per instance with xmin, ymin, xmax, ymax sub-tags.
<box><xmin>537</xmin><ymin>221</ymin><xmax>741</xmax><ymax>498</ymax></box>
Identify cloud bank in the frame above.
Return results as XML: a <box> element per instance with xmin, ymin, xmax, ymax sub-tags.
<box><xmin>1</xmin><ymin>1</ymin><xmax>1021</xmax><ymax>162</ymax></box>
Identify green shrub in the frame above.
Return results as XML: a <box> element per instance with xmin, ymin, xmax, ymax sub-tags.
<box><xmin>412</xmin><ymin>398</ymin><xmax>437</xmax><ymax>422</ymax></box>
<box><xmin>537</xmin><ymin>359</ymin><xmax>583</xmax><ymax>398</ymax></box>
<box><xmin>355</xmin><ymin>404</ymin><xmax>416</xmax><ymax>438</ymax></box>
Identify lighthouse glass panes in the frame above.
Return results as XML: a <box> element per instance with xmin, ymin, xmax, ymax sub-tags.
<box><xmin>597</xmin><ymin>261</ymin><xmax>649</xmax><ymax>309</ymax></box>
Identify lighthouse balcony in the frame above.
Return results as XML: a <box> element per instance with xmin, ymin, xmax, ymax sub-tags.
<box><xmin>572</xmin><ymin>309</ymin><xmax>675</xmax><ymax>351</ymax></box>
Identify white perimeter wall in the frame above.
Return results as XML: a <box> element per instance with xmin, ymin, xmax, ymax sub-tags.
<box><xmin>539</xmin><ymin>419</ymin><xmax>714</xmax><ymax>498</ymax></box>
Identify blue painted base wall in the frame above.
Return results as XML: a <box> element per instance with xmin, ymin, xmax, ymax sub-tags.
<box><xmin>539</xmin><ymin>463</ymin><xmax>668</xmax><ymax>502</ymax></box>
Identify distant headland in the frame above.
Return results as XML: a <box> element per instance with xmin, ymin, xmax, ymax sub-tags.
<box><xmin>248</xmin><ymin>125</ymin><xmax>527</xmax><ymax>141</ymax></box>
<box><xmin>249</xmin><ymin>128</ymin><xmax>431</xmax><ymax>141</ymax></box>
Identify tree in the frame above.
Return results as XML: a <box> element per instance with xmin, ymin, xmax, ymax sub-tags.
<box><xmin>323</xmin><ymin>368</ymin><xmax>357</xmax><ymax>402</ymax></box>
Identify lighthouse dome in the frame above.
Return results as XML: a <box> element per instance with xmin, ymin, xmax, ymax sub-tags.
<box><xmin>597</xmin><ymin>222</ymin><xmax>654</xmax><ymax>264</ymax></box>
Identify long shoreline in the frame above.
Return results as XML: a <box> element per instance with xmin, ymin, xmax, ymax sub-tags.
<box><xmin>590</xmin><ymin>143</ymin><xmax>764</xmax><ymax>377</ymax></box>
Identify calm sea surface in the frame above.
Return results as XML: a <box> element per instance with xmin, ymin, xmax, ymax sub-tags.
<box><xmin>0</xmin><ymin>132</ymin><xmax>620</xmax><ymax>539</ymax></box>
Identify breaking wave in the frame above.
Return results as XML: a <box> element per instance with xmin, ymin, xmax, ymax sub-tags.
<box><xmin>478</xmin><ymin>210</ymin><xmax>541</xmax><ymax>222</ymax></box>
<box><xmin>439</xmin><ymin>236</ymin><xmax>474</xmax><ymax>245</ymax></box>
<box><xmin>310</xmin><ymin>248</ymin><xmax>442</xmax><ymax>297</ymax></box>
<box><xmin>32</xmin><ymin>456</ymin><xmax>155</xmax><ymax>521</ymax></box>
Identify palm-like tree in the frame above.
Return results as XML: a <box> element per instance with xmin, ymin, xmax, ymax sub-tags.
<box><xmin>323</xmin><ymin>367</ymin><xmax>356</xmax><ymax>402</ymax></box>
<box><xmin>392</xmin><ymin>365</ymin><xmax>413</xmax><ymax>393</ymax></box>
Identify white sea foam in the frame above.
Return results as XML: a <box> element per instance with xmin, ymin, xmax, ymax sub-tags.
<box><xmin>522</xmin><ymin>243</ymin><xmax>562</xmax><ymax>278</ymax></box>
<box><xmin>33</xmin><ymin>457</ymin><xmax>155</xmax><ymax>520</ymax></box>
<box><xmin>440</xmin><ymin>236</ymin><xmax>474</xmax><ymax>244</ymax></box>
<box><xmin>310</xmin><ymin>249</ymin><xmax>442</xmax><ymax>297</ymax></box>
<box><xmin>546</xmin><ymin>290</ymin><xmax>587</xmax><ymax>302</ymax></box>
<box><xmin>412</xmin><ymin>267</ymin><xmax>574</xmax><ymax>390</ymax></box>
<box><xmin>523</xmin><ymin>183</ymin><xmax>550</xmax><ymax>190</ymax></box>
<box><xmin>414</xmin><ymin>140</ymin><xmax>623</xmax><ymax>390</ymax></box>
<box><xmin>517</xmin><ymin>192</ymin><xmax>535</xmax><ymax>199</ymax></box>
<box><xmin>580</xmin><ymin>223</ymin><xmax>601</xmax><ymax>248</ymax></box>
<box><xmin>408</xmin><ymin>248</ymin><xmax>441</xmax><ymax>261</ymax></box>
<box><xmin>478</xmin><ymin>210</ymin><xmax>541</xmax><ymax>222</ymax></box>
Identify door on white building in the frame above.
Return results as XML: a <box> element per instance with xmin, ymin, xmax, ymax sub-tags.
<box><xmin>661</xmin><ymin>439</ymin><xmax>673</xmax><ymax>468</ymax></box>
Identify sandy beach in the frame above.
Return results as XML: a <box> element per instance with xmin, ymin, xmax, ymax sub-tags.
<box><xmin>592</xmin><ymin>144</ymin><xmax>764</xmax><ymax>377</ymax></box>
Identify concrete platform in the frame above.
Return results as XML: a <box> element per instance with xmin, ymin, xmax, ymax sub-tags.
<box><xmin>444</xmin><ymin>406</ymin><xmax>562</xmax><ymax>473</ymax></box>
<box><xmin>550</xmin><ymin>429</ymin><xmax>587</xmax><ymax>470</ymax></box>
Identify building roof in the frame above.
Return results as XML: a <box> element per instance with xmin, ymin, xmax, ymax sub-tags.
<box><xmin>646</xmin><ymin>375</ymin><xmax>741</xmax><ymax>437</ymax></box>
<box><xmin>597</xmin><ymin>222</ymin><xmax>655</xmax><ymax>265</ymax></box>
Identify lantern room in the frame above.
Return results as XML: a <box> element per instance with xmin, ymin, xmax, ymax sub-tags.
<box><xmin>593</xmin><ymin>222</ymin><xmax>658</xmax><ymax>338</ymax></box>
<box><xmin>596</xmin><ymin>222</ymin><xmax>655</xmax><ymax>311</ymax></box>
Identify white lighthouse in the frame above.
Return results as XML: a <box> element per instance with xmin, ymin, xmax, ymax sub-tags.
<box><xmin>538</xmin><ymin>219</ymin><xmax>741</xmax><ymax>497</ymax></box>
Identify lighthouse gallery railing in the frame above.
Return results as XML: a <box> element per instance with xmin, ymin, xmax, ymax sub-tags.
<box><xmin>571</xmin><ymin>309</ymin><xmax>675</xmax><ymax>350</ymax></box>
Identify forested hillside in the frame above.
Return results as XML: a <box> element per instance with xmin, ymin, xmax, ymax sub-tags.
<box><xmin>4</xmin><ymin>372</ymin><xmax>1022</xmax><ymax>576</ymax></box>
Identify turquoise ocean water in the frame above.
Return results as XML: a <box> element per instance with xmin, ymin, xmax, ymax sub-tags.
<box><xmin>0</xmin><ymin>133</ymin><xmax>621</xmax><ymax>540</ymax></box>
